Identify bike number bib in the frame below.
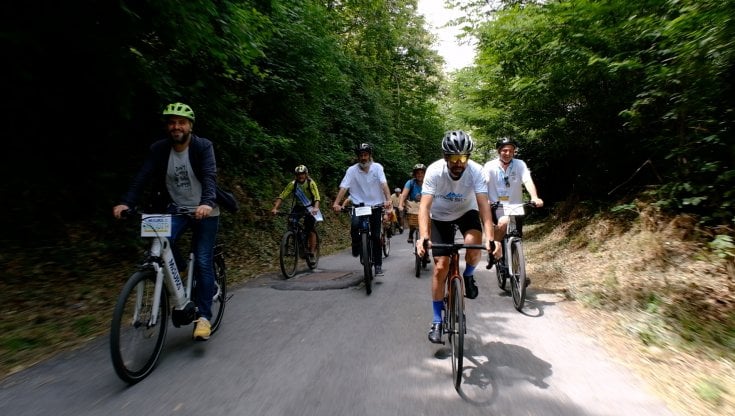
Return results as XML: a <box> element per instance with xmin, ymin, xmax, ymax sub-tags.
<box><xmin>497</xmin><ymin>203</ymin><xmax>524</xmax><ymax>217</ymax></box>
<box><xmin>354</xmin><ymin>206</ymin><xmax>372</xmax><ymax>217</ymax></box>
<box><xmin>141</xmin><ymin>214</ymin><xmax>172</xmax><ymax>237</ymax></box>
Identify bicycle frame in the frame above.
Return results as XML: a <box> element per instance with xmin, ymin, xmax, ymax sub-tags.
<box><xmin>140</xmin><ymin>214</ymin><xmax>195</xmax><ymax>327</ymax></box>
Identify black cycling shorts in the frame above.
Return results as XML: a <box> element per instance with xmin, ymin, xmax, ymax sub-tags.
<box><xmin>430</xmin><ymin>210</ymin><xmax>482</xmax><ymax>257</ymax></box>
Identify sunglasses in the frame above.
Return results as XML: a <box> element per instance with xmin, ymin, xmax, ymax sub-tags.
<box><xmin>504</xmin><ymin>176</ymin><xmax>510</xmax><ymax>187</ymax></box>
<box><xmin>447</xmin><ymin>154</ymin><xmax>469</xmax><ymax>164</ymax></box>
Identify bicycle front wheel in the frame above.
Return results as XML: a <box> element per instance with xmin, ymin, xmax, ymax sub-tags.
<box><xmin>509</xmin><ymin>239</ymin><xmax>527</xmax><ymax>311</ymax></box>
<box><xmin>448</xmin><ymin>277</ymin><xmax>465</xmax><ymax>390</ymax></box>
<box><xmin>361</xmin><ymin>232</ymin><xmax>373</xmax><ymax>295</ymax></box>
<box><xmin>279</xmin><ymin>231</ymin><xmax>299</xmax><ymax>279</ymax></box>
<box><xmin>110</xmin><ymin>270</ymin><xmax>169</xmax><ymax>384</ymax></box>
<box><xmin>210</xmin><ymin>246</ymin><xmax>227</xmax><ymax>334</ymax></box>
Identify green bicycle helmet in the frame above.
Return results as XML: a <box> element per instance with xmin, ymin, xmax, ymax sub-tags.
<box><xmin>162</xmin><ymin>102</ymin><xmax>195</xmax><ymax>122</ymax></box>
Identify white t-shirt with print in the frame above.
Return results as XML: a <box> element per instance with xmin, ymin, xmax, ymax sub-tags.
<box><xmin>482</xmin><ymin>158</ymin><xmax>532</xmax><ymax>204</ymax></box>
<box><xmin>422</xmin><ymin>158</ymin><xmax>486</xmax><ymax>222</ymax></box>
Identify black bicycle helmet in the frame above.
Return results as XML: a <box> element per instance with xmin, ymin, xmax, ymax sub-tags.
<box><xmin>441</xmin><ymin>130</ymin><xmax>474</xmax><ymax>154</ymax></box>
<box><xmin>355</xmin><ymin>142</ymin><xmax>373</xmax><ymax>155</ymax></box>
<box><xmin>412</xmin><ymin>163</ymin><xmax>427</xmax><ymax>172</ymax></box>
<box><xmin>496</xmin><ymin>137</ymin><xmax>519</xmax><ymax>150</ymax></box>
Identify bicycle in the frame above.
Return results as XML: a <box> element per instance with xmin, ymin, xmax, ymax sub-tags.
<box><xmin>381</xmin><ymin>215</ymin><xmax>391</xmax><ymax>258</ymax></box>
<box><xmin>109</xmin><ymin>208</ymin><xmax>227</xmax><ymax>384</ymax></box>
<box><xmin>278</xmin><ymin>211</ymin><xmax>320</xmax><ymax>279</ymax></box>
<box><xmin>412</xmin><ymin>222</ymin><xmax>430</xmax><ymax>278</ymax></box>
<box><xmin>414</xmin><ymin>241</ymin><xmax>430</xmax><ymax>278</ymax></box>
<box><xmin>429</xmin><ymin>239</ymin><xmax>489</xmax><ymax>391</ymax></box>
<box><xmin>342</xmin><ymin>204</ymin><xmax>384</xmax><ymax>295</ymax></box>
<box><xmin>491</xmin><ymin>201</ymin><xmax>536</xmax><ymax>311</ymax></box>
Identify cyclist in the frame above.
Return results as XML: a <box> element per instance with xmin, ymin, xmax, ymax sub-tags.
<box><xmin>416</xmin><ymin>130</ymin><xmax>499</xmax><ymax>344</ymax></box>
<box><xmin>112</xmin><ymin>102</ymin><xmax>219</xmax><ymax>341</ymax></box>
<box><xmin>482</xmin><ymin>137</ymin><xmax>543</xmax><ymax>286</ymax></box>
<box><xmin>390</xmin><ymin>187</ymin><xmax>403</xmax><ymax>234</ymax></box>
<box><xmin>398</xmin><ymin>163</ymin><xmax>426</xmax><ymax>244</ymax></box>
<box><xmin>271</xmin><ymin>165</ymin><xmax>321</xmax><ymax>262</ymax></box>
<box><xmin>332</xmin><ymin>143</ymin><xmax>393</xmax><ymax>276</ymax></box>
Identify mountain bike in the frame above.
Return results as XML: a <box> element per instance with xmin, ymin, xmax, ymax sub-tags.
<box><xmin>343</xmin><ymin>204</ymin><xmax>384</xmax><ymax>295</ymax></box>
<box><xmin>278</xmin><ymin>211</ymin><xmax>320</xmax><ymax>279</ymax></box>
<box><xmin>491</xmin><ymin>201</ymin><xmax>536</xmax><ymax>311</ymax></box>
<box><xmin>110</xmin><ymin>208</ymin><xmax>227</xmax><ymax>384</ymax></box>
<box><xmin>429</xmin><ymin>240</ymin><xmax>489</xmax><ymax>391</ymax></box>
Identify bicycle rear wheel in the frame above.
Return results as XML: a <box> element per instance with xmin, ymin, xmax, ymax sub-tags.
<box><xmin>448</xmin><ymin>277</ymin><xmax>465</xmax><ymax>390</ymax></box>
<box><xmin>306</xmin><ymin>231</ymin><xmax>320</xmax><ymax>269</ymax></box>
<box><xmin>509</xmin><ymin>239</ymin><xmax>527</xmax><ymax>311</ymax></box>
<box><xmin>110</xmin><ymin>270</ymin><xmax>169</xmax><ymax>384</ymax></box>
<box><xmin>361</xmin><ymin>232</ymin><xmax>373</xmax><ymax>295</ymax></box>
<box><xmin>279</xmin><ymin>230</ymin><xmax>299</xmax><ymax>279</ymax></box>
<box><xmin>210</xmin><ymin>245</ymin><xmax>227</xmax><ymax>333</ymax></box>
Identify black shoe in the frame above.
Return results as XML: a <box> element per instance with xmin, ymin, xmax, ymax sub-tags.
<box><xmin>525</xmin><ymin>276</ymin><xmax>531</xmax><ymax>287</ymax></box>
<box><xmin>464</xmin><ymin>275</ymin><xmax>478</xmax><ymax>299</ymax></box>
<box><xmin>428</xmin><ymin>322</ymin><xmax>443</xmax><ymax>344</ymax></box>
<box><xmin>375</xmin><ymin>265</ymin><xmax>384</xmax><ymax>276</ymax></box>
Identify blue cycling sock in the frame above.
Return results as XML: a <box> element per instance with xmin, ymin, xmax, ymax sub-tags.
<box><xmin>432</xmin><ymin>300</ymin><xmax>444</xmax><ymax>323</ymax></box>
<box><xmin>463</xmin><ymin>264</ymin><xmax>476</xmax><ymax>277</ymax></box>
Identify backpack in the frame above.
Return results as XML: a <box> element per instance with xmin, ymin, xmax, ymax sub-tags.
<box><xmin>409</xmin><ymin>179</ymin><xmax>421</xmax><ymax>202</ymax></box>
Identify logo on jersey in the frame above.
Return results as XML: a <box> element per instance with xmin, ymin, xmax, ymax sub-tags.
<box><xmin>440</xmin><ymin>192</ymin><xmax>465</xmax><ymax>203</ymax></box>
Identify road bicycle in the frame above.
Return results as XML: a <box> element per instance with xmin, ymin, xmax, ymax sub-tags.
<box><xmin>429</xmin><ymin>240</ymin><xmax>488</xmax><ymax>391</ymax></box>
<box><xmin>343</xmin><ymin>204</ymin><xmax>384</xmax><ymax>295</ymax></box>
<box><xmin>491</xmin><ymin>201</ymin><xmax>536</xmax><ymax>311</ymax></box>
<box><xmin>110</xmin><ymin>208</ymin><xmax>227</xmax><ymax>384</ymax></box>
<box><xmin>278</xmin><ymin>211</ymin><xmax>320</xmax><ymax>278</ymax></box>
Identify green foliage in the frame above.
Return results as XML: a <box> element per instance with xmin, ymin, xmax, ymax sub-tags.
<box><xmin>709</xmin><ymin>235</ymin><xmax>735</xmax><ymax>260</ymax></box>
<box><xmin>449</xmin><ymin>0</ymin><xmax>735</xmax><ymax>227</ymax></box>
<box><xmin>1</xmin><ymin>0</ymin><xmax>446</xmax><ymax>242</ymax></box>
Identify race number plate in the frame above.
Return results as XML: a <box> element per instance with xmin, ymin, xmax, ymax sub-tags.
<box><xmin>354</xmin><ymin>206</ymin><xmax>372</xmax><ymax>217</ymax></box>
<box><xmin>499</xmin><ymin>203</ymin><xmax>525</xmax><ymax>217</ymax></box>
<box><xmin>141</xmin><ymin>214</ymin><xmax>172</xmax><ymax>237</ymax></box>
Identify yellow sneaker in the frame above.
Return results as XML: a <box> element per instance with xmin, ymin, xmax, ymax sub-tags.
<box><xmin>193</xmin><ymin>317</ymin><xmax>211</xmax><ymax>341</ymax></box>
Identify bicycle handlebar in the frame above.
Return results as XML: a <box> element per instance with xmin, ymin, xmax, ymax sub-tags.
<box><xmin>339</xmin><ymin>204</ymin><xmax>386</xmax><ymax>213</ymax></box>
<box><xmin>121</xmin><ymin>206</ymin><xmax>198</xmax><ymax>219</ymax></box>
<box><xmin>491</xmin><ymin>201</ymin><xmax>537</xmax><ymax>209</ymax></box>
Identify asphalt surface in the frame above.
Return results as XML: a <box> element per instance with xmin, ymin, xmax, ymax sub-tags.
<box><xmin>0</xmin><ymin>234</ymin><xmax>679</xmax><ymax>416</ymax></box>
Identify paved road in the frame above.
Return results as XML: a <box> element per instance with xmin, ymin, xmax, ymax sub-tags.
<box><xmin>0</xmin><ymin>237</ymin><xmax>677</xmax><ymax>416</ymax></box>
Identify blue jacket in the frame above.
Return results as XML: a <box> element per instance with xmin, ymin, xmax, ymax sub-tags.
<box><xmin>121</xmin><ymin>134</ymin><xmax>217</xmax><ymax>210</ymax></box>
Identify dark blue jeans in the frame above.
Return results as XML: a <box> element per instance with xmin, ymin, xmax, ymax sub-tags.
<box><xmin>170</xmin><ymin>215</ymin><xmax>219</xmax><ymax>320</ymax></box>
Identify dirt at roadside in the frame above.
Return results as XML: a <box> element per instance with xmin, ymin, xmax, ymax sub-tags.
<box><xmin>523</xmin><ymin>210</ymin><xmax>734</xmax><ymax>416</ymax></box>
